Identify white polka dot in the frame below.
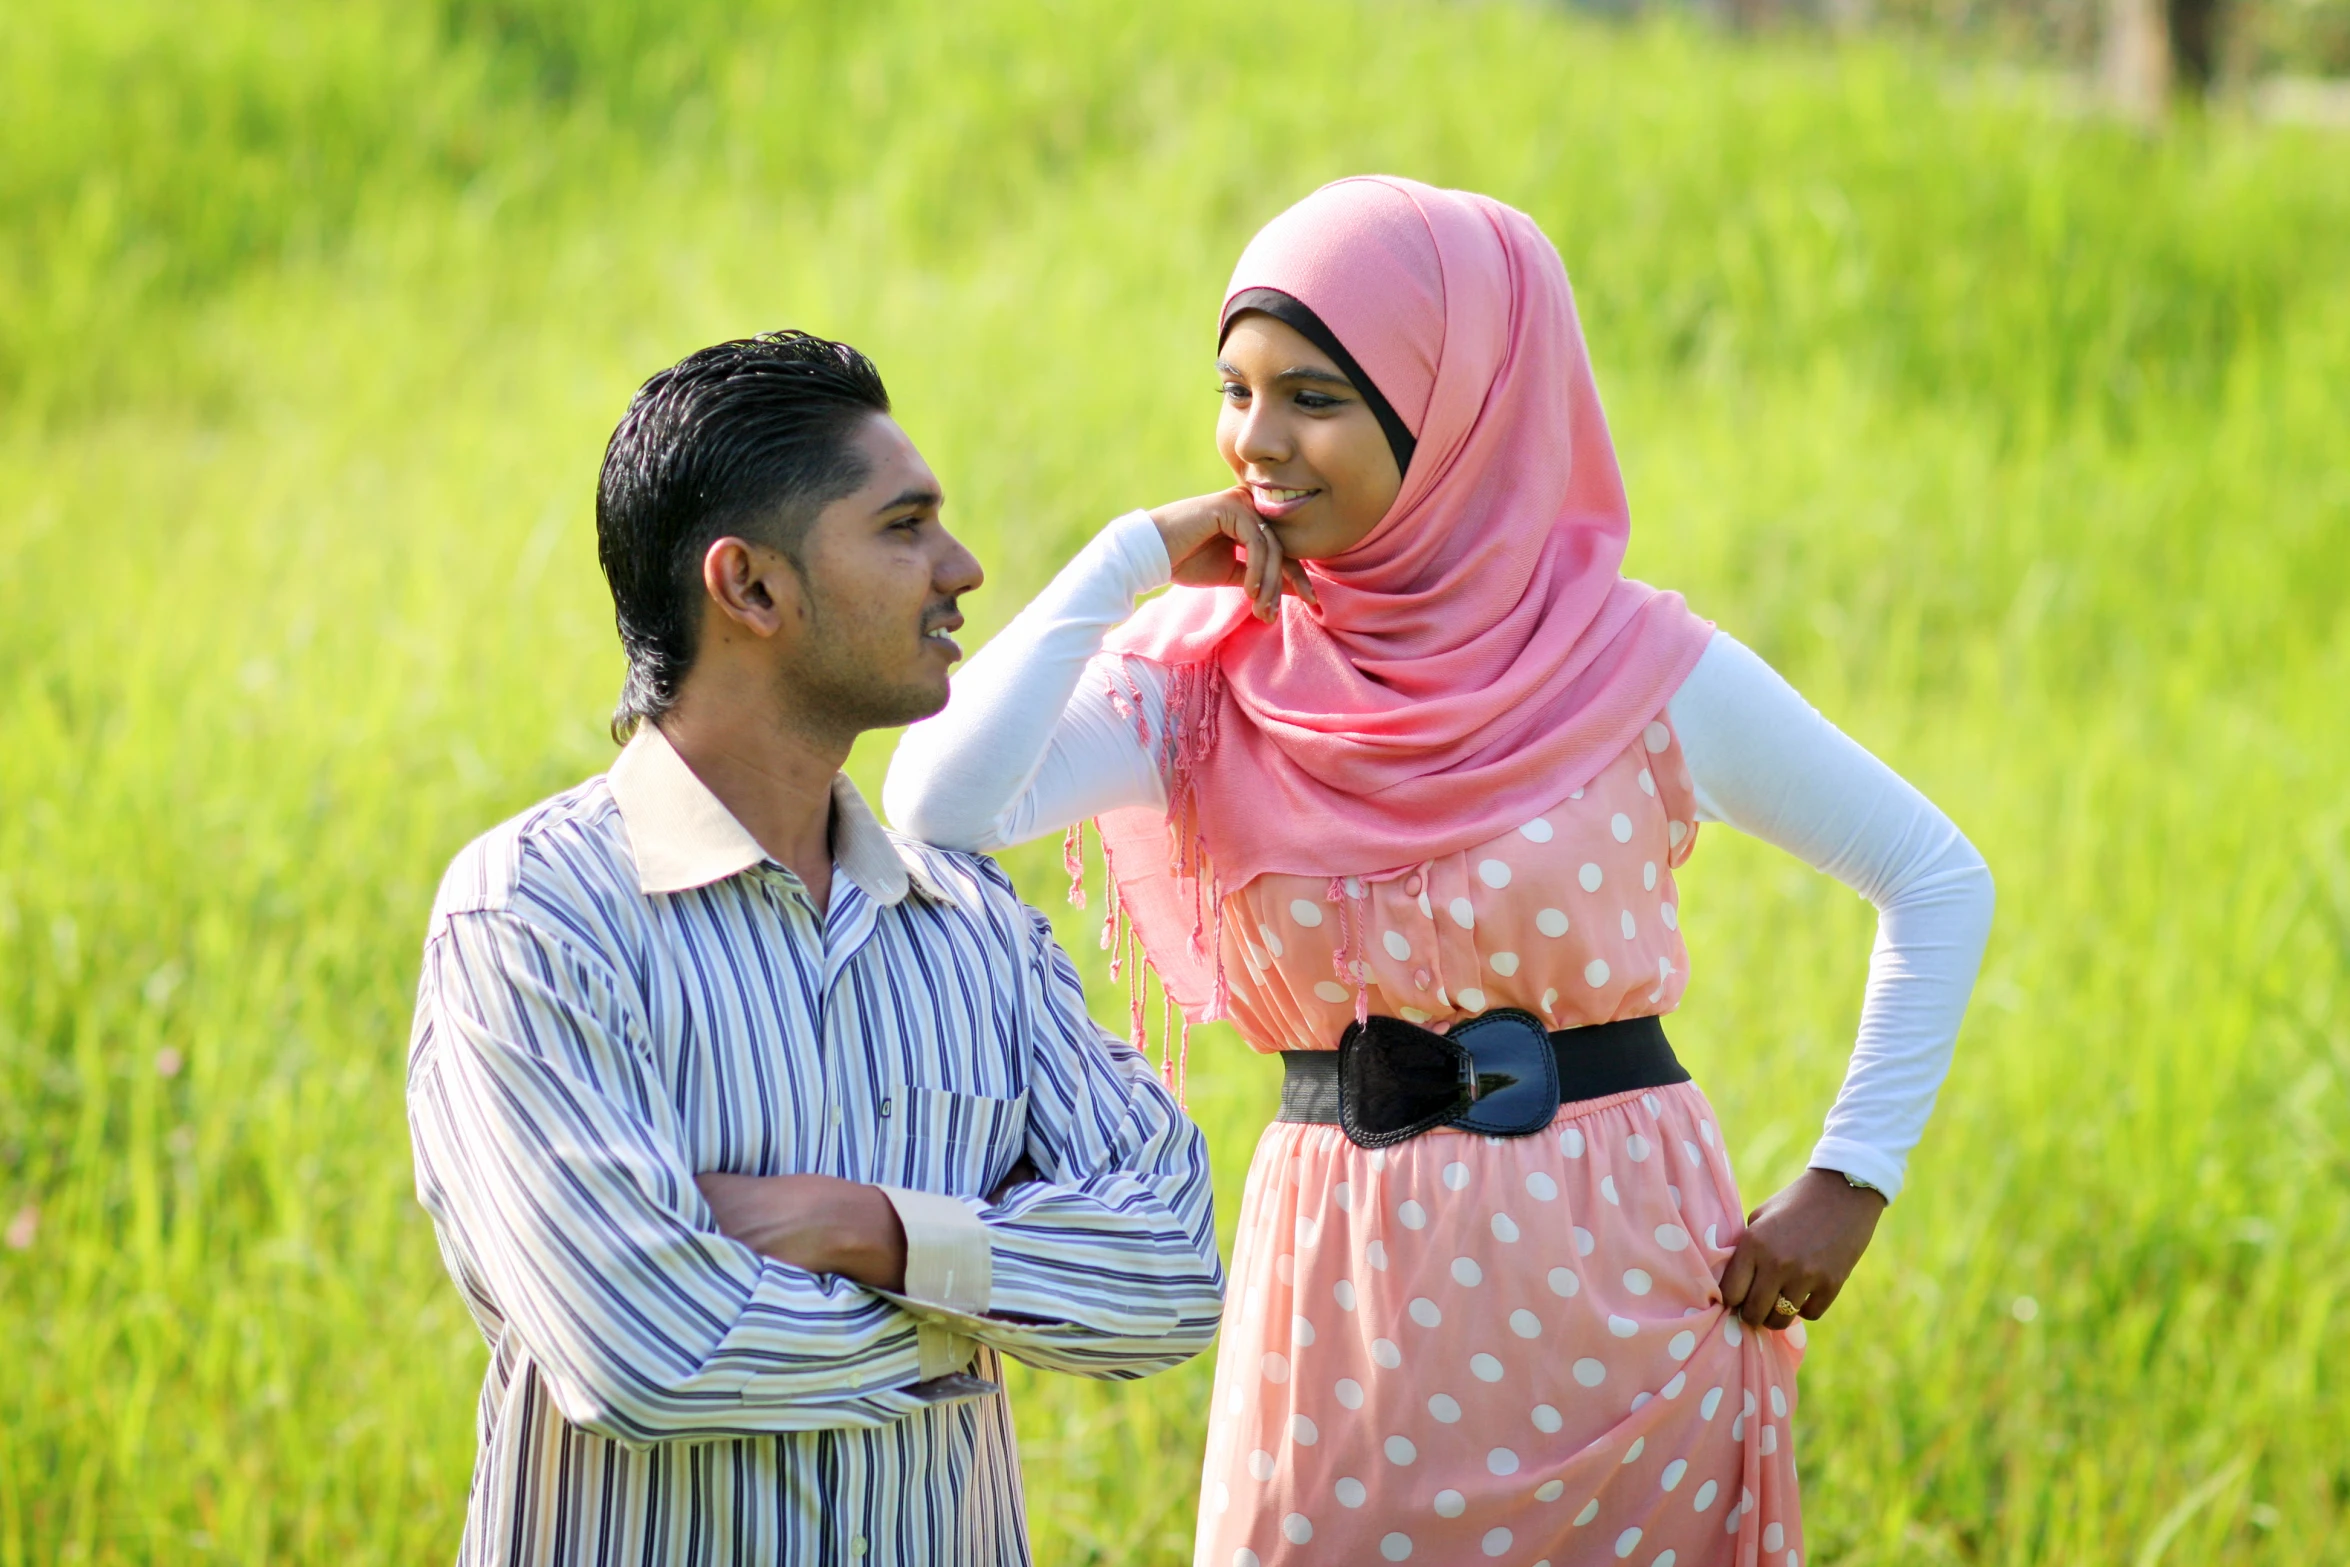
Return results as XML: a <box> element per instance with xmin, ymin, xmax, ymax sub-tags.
<box><xmin>1663</xmin><ymin>1372</ymin><xmax>1687</xmax><ymax>1399</ymax></box>
<box><xmin>1380</xmin><ymin>1534</ymin><xmax>1413</xmax><ymax>1561</ymax></box>
<box><xmin>1541</xmin><ymin>986</ymin><xmax>1560</xmax><ymax>1015</ymax></box>
<box><xmin>1560</xmin><ymin>1127</ymin><xmax>1587</xmax><ymax>1158</ymax></box>
<box><xmin>1638</xmin><ymin>768</ymin><xmax>1656</xmax><ymax>796</ymax></box>
<box><xmin>1510</xmin><ymin>1309</ymin><xmax>1542</xmax><ymax>1339</ymax></box>
<box><xmin>1615</xmin><ymin>1526</ymin><xmax>1643</xmax><ymax>1558</ymax></box>
<box><xmin>1384</xmin><ymin>1435</ymin><xmax>1417</xmax><ymax>1465</ymax></box>
<box><xmin>1608</xmin><ymin>1314</ymin><xmax>1638</xmax><ymax>1337</ymax></box>
<box><xmin>1410</xmin><ymin>1297</ymin><xmax>1443</xmax><ymax>1327</ymax></box>
<box><xmin>1771</xmin><ymin>1385</ymin><xmax>1788</xmax><ymax>1417</ymax></box>
<box><xmin>1660</xmin><ymin>903</ymin><xmax>1679</xmax><ymax>931</ymax></box>
<box><xmin>1761</xmin><ymin>1423</ymin><xmax>1778</xmax><ymax>1454</ymax></box>
<box><xmin>1576</xmin><ymin>1499</ymin><xmax>1601</xmax><ymax>1526</ymax></box>
<box><xmin>1247</xmin><ymin>1448</ymin><xmax>1275</xmax><ymax>1481</ymax></box>
<box><xmin>1451</xmin><ymin>1257</ymin><xmax>1484</xmax><ymax>1287</ymax></box>
<box><xmin>1488</xmin><ymin>950</ymin><xmax>1520</xmax><ymax>977</ymax></box>
<box><xmin>1693</xmin><ymin>1480</ymin><xmax>1718</xmax><ymax>1511</ymax></box>
<box><xmin>1333</xmin><ymin>1180</ymin><xmax>1357</xmax><ymax>1214</ymax></box>
<box><xmin>1525</xmin><ymin>1171</ymin><xmax>1559</xmax><ymax>1201</ymax></box>
<box><xmin>1295</xmin><ymin>1216</ymin><xmax>1319</xmax><ymax>1247</ymax></box>
<box><xmin>1700</xmin><ymin>1387</ymin><xmax>1724</xmax><ymax>1420</ymax></box>
<box><xmin>1478</xmin><ymin>859</ymin><xmax>1513</xmax><ymax>890</ymax></box>
<box><xmin>1345</xmin><ymin>877</ymin><xmax>1363</xmax><ymax>898</ymax></box>
<box><xmin>1645</xmin><ymin>722</ymin><xmax>1671</xmax><ymax>753</ymax></box>
<box><xmin>1600</xmin><ymin>1175</ymin><xmax>1620</xmax><ymax>1204</ymax></box>
<box><xmin>1573</xmin><ymin>1357</ymin><xmax>1607</xmax><ymax>1387</ymax></box>
<box><xmin>1626</xmin><ymin>1133</ymin><xmax>1652</xmax><ymax>1162</ymax></box>
<box><xmin>1398</xmin><ymin>1200</ymin><xmax>1427</xmax><ymax>1230</ymax></box>
<box><xmin>1292</xmin><ymin>1414</ymin><xmax>1319</xmax><ymax>1446</ymax></box>
<box><xmin>1668</xmin><ymin>820</ymin><xmax>1689</xmax><ymax>848</ymax></box>
<box><xmin>1313</xmin><ymin>980</ymin><xmax>1352</xmax><ymax>1004</ymax></box>
<box><xmin>1399</xmin><ymin>1005</ymin><xmax>1431</xmax><ymax>1023</ymax></box>
<box><xmin>1457</xmin><ymin>987</ymin><xmax>1488</xmax><ymax>1012</ymax></box>
<box><xmin>1724</xmin><ymin>1318</ymin><xmax>1743</xmax><ymax>1347</ymax></box>
<box><xmin>1631</xmin><ymin>1392</ymin><xmax>1653</xmax><ymax>1411</ymax></box>
<box><xmin>1765</xmin><ymin>1523</ymin><xmax>1785</xmax><ymax>1552</ymax></box>
<box><xmin>1335</xmin><ymin>1476</ymin><xmax>1367</xmax><ymax>1508</ymax></box>
<box><xmin>1700</xmin><ymin>1119</ymin><xmax>1716</xmax><ymax>1146</ymax></box>
<box><xmin>1622</xmin><ymin>1437</ymin><xmax>1646</xmax><ymax>1464</ymax></box>
<box><xmin>1258</xmin><ymin>925</ymin><xmax>1285</xmax><ymax>958</ymax></box>
<box><xmin>1490</xmin><ymin>1212</ymin><xmax>1520</xmax><ymax>1243</ymax></box>
<box><xmin>1610</xmin><ymin>813</ymin><xmax>1634</xmax><ymax>843</ymax></box>
<box><xmin>1620</xmin><ymin>909</ymin><xmax>1639</xmax><ymax>940</ymax></box>
<box><xmin>1235</xmin><ymin>1550</ymin><xmax>1259</xmax><ymax>1567</ymax></box>
<box><xmin>1274</xmin><ymin>1254</ymin><xmax>1294</xmax><ymax>1284</ymax></box>
<box><xmin>1372</xmin><ymin>1338</ymin><xmax>1402</xmax><ymax>1368</ymax></box>
<box><xmin>1448</xmin><ymin>897</ymin><xmax>1476</xmax><ymax>929</ymax></box>
<box><xmin>1704</xmin><ymin>1224</ymin><xmax>1719</xmax><ymax>1249</ymax></box>
<box><xmin>1336</xmin><ymin>1378</ymin><xmax>1365</xmax><ymax>1410</ymax></box>
<box><xmin>1536</xmin><ymin>908</ymin><xmax>1570</xmax><ymax>938</ymax></box>
<box><xmin>1743</xmin><ymin>1487</ymin><xmax>1756</xmax><ymax>1513</ymax></box>
<box><xmin>1212</xmin><ymin>1480</ymin><xmax>1231</xmax><ymax>1513</ymax></box>
<box><xmin>1536</xmin><ymin>1479</ymin><xmax>1565</xmax><ymax>1501</ymax></box>
<box><xmin>1334</xmin><ymin>1279</ymin><xmax>1357</xmax><ymax>1311</ymax></box>
<box><xmin>1655</xmin><ymin>1224</ymin><xmax>1690</xmax><ymax>1251</ymax></box>
<box><xmin>1429</xmin><ymin>1394</ymin><xmax>1462</xmax><ymax>1424</ymax></box>
<box><xmin>1482</xmin><ymin>1525</ymin><xmax>1514</xmax><ymax>1556</ymax></box>
<box><xmin>1417</xmin><ymin>888</ymin><xmax>1433</xmax><ymax>918</ymax></box>
<box><xmin>1574</xmin><ymin>1226</ymin><xmax>1596</xmax><ymax>1255</ymax></box>
<box><xmin>1532</xmin><ymin>1402</ymin><xmax>1564</xmax><ymax>1432</ymax></box>
<box><xmin>1282</xmin><ymin>1512</ymin><xmax>1313</xmax><ymax>1544</ymax></box>
<box><xmin>1586</xmin><ymin>960</ymin><xmax>1612</xmax><ymax>987</ymax></box>
<box><xmin>1578</xmin><ymin>863</ymin><xmax>1605</xmax><ymax>892</ymax></box>
<box><xmin>1471</xmin><ymin>1353</ymin><xmax>1505</xmax><ymax>1382</ymax></box>
<box><xmin>1642</xmin><ymin>861</ymin><xmax>1659</xmax><ymax>891</ymax></box>
<box><xmin>1655</xmin><ymin>1555</ymin><xmax>1677</xmax><ymax>1567</ymax></box>
<box><xmin>1520</xmin><ymin>817</ymin><xmax>1554</xmax><ymax>842</ymax></box>
<box><xmin>1380</xmin><ymin>929</ymin><xmax>1413</xmax><ymax>962</ymax></box>
<box><xmin>1434</xmin><ymin>1489</ymin><xmax>1466</xmax><ymax>1518</ymax></box>
<box><xmin>1548</xmin><ymin>1267</ymin><xmax>1581</xmax><ymax>1296</ymax></box>
<box><xmin>1292</xmin><ymin>1314</ymin><xmax>1317</xmax><ymax>1346</ymax></box>
<box><xmin>1660</xmin><ymin>1458</ymin><xmax>1689</xmax><ymax>1492</ymax></box>
<box><xmin>1623</xmin><ymin>1268</ymin><xmax>1653</xmax><ymax>1295</ymax></box>
<box><xmin>1261</xmin><ymin>1351</ymin><xmax>1291</xmax><ymax>1383</ymax></box>
<box><xmin>1668</xmin><ymin>1330</ymin><xmax>1697</xmax><ymax>1360</ymax></box>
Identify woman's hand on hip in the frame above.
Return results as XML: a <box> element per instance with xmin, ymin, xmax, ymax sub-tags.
<box><xmin>1151</xmin><ymin>488</ymin><xmax>1317</xmax><ymax>621</ymax></box>
<box><xmin>1718</xmin><ymin>1166</ymin><xmax>1886</xmax><ymax>1329</ymax></box>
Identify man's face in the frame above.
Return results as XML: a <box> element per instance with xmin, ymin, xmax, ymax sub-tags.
<box><xmin>781</xmin><ymin>414</ymin><xmax>983</xmax><ymax>732</ymax></box>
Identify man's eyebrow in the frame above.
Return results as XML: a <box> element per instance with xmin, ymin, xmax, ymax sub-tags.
<box><xmin>1215</xmin><ymin>359</ymin><xmax>1356</xmax><ymax>391</ymax></box>
<box><xmin>873</xmin><ymin>486</ymin><xmax>943</xmax><ymax>515</ymax></box>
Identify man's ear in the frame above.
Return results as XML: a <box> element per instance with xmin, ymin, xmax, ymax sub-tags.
<box><xmin>700</xmin><ymin>536</ymin><xmax>806</xmax><ymax>641</ymax></box>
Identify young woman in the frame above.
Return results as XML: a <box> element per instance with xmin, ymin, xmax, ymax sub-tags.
<box><xmin>886</xmin><ymin>177</ymin><xmax>1993</xmax><ymax>1566</ymax></box>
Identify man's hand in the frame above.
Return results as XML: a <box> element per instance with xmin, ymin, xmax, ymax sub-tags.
<box><xmin>1150</xmin><ymin>488</ymin><xmax>1318</xmax><ymax>622</ymax></box>
<box><xmin>696</xmin><ymin>1173</ymin><xmax>908</xmax><ymax>1293</ymax></box>
<box><xmin>1718</xmin><ymin>1167</ymin><xmax>1886</xmax><ymax>1329</ymax></box>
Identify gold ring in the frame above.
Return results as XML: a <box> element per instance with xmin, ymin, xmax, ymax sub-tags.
<box><xmin>1772</xmin><ymin>1295</ymin><xmax>1802</xmax><ymax>1319</ymax></box>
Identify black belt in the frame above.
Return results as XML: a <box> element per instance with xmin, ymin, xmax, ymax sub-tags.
<box><xmin>1278</xmin><ymin>1011</ymin><xmax>1688</xmax><ymax>1148</ymax></box>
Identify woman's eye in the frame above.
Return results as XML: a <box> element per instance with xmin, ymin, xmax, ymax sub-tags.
<box><xmin>1295</xmin><ymin>392</ymin><xmax>1342</xmax><ymax>410</ymax></box>
<box><xmin>1220</xmin><ymin>382</ymin><xmax>1249</xmax><ymax>402</ymax></box>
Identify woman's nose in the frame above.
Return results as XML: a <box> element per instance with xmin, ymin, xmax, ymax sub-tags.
<box><xmin>1232</xmin><ymin>403</ymin><xmax>1290</xmax><ymax>467</ymax></box>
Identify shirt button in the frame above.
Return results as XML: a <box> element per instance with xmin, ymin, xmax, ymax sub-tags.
<box><xmin>1404</xmin><ymin>874</ymin><xmax>1423</xmax><ymax>897</ymax></box>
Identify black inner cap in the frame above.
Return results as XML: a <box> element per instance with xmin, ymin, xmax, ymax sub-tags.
<box><xmin>1221</xmin><ymin>287</ymin><xmax>1416</xmax><ymax>481</ymax></box>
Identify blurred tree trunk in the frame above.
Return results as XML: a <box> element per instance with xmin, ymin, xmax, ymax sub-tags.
<box><xmin>2103</xmin><ymin>0</ymin><xmax>2171</xmax><ymax>116</ymax></box>
<box><xmin>2165</xmin><ymin>0</ymin><xmax>2224</xmax><ymax>94</ymax></box>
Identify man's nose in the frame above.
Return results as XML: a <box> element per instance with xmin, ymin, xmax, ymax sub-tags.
<box><xmin>934</xmin><ymin>530</ymin><xmax>984</xmax><ymax>599</ymax></box>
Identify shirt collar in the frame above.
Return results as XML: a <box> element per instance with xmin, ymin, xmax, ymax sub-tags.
<box><xmin>606</xmin><ymin>723</ymin><xmax>943</xmax><ymax>906</ymax></box>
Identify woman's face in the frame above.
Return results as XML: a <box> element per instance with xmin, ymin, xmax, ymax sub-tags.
<box><xmin>1216</xmin><ymin>312</ymin><xmax>1403</xmax><ymax>561</ymax></box>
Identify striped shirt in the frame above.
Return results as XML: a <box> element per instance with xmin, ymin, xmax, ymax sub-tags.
<box><xmin>407</xmin><ymin>725</ymin><xmax>1222</xmax><ymax>1566</ymax></box>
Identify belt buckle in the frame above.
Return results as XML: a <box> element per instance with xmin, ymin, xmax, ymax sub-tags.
<box><xmin>1449</xmin><ymin>1010</ymin><xmax>1563</xmax><ymax>1138</ymax></box>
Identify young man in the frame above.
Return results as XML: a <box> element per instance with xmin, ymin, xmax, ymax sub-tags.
<box><xmin>407</xmin><ymin>332</ymin><xmax>1222</xmax><ymax>1565</ymax></box>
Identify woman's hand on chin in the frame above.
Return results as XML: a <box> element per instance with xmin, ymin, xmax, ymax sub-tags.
<box><xmin>1717</xmin><ymin>1166</ymin><xmax>1887</xmax><ymax>1329</ymax></box>
<box><xmin>1150</xmin><ymin>488</ymin><xmax>1317</xmax><ymax>621</ymax></box>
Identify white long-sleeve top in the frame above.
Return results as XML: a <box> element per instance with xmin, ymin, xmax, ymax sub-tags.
<box><xmin>886</xmin><ymin>510</ymin><xmax>1993</xmax><ymax>1200</ymax></box>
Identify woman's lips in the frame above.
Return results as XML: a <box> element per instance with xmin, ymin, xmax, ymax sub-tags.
<box><xmin>1247</xmin><ymin>485</ymin><xmax>1320</xmax><ymax>521</ymax></box>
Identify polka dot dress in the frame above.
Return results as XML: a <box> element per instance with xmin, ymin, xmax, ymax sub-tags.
<box><xmin>1194</xmin><ymin>718</ymin><xmax>1805</xmax><ymax>1567</ymax></box>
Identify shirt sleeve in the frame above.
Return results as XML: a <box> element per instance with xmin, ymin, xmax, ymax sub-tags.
<box><xmin>943</xmin><ymin>870</ymin><xmax>1224</xmax><ymax>1378</ymax></box>
<box><xmin>885</xmin><ymin>510</ymin><xmax>1172</xmax><ymax>850</ymax></box>
<box><xmin>408</xmin><ymin>908</ymin><xmax>969</xmax><ymax>1446</ymax></box>
<box><xmin>1666</xmin><ymin>631</ymin><xmax>1995</xmax><ymax>1201</ymax></box>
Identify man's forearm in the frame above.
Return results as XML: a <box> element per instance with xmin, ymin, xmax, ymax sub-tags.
<box><xmin>697</xmin><ymin>1173</ymin><xmax>910</xmax><ymax>1293</ymax></box>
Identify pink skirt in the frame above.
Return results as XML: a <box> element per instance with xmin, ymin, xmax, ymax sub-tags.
<box><xmin>1194</xmin><ymin>1082</ymin><xmax>1805</xmax><ymax>1567</ymax></box>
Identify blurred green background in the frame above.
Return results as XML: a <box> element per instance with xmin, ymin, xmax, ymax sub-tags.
<box><xmin>2</xmin><ymin>0</ymin><xmax>2347</xmax><ymax>1562</ymax></box>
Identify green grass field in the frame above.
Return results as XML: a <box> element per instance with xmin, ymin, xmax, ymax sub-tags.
<box><xmin>3</xmin><ymin>1</ymin><xmax>2347</xmax><ymax>1561</ymax></box>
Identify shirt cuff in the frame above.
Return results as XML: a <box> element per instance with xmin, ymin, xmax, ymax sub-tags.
<box><xmin>1806</xmin><ymin>1137</ymin><xmax>1906</xmax><ymax>1203</ymax></box>
<box><xmin>1102</xmin><ymin>508</ymin><xmax>1174</xmax><ymax>599</ymax></box>
<box><xmin>878</xmin><ymin>1186</ymin><xmax>993</xmax><ymax>1378</ymax></box>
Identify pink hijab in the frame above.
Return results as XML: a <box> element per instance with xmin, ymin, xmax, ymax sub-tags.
<box><xmin>1094</xmin><ymin>176</ymin><xmax>1712</xmax><ymax>1018</ymax></box>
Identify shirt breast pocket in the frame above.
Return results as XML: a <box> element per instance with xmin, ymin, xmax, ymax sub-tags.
<box><xmin>874</xmin><ymin>1084</ymin><xmax>1029</xmax><ymax>1200</ymax></box>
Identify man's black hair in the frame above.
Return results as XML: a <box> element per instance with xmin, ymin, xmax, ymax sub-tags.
<box><xmin>596</xmin><ymin>330</ymin><xmax>892</xmax><ymax>740</ymax></box>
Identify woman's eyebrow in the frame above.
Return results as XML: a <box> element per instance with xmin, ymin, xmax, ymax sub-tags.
<box><xmin>1216</xmin><ymin>359</ymin><xmax>1356</xmax><ymax>390</ymax></box>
